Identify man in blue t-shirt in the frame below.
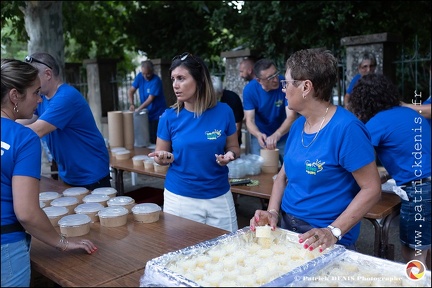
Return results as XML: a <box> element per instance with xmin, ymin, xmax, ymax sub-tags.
<box><xmin>128</xmin><ymin>60</ymin><xmax>167</xmax><ymax>144</ymax></box>
<box><xmin>243</xmin><ymin>58</ymin><xmax>297</xmax><ymax>161</ymax></box>
<box><xmin>344</xmin><ymin>52</ymin><xmax>376</xmax><ymax>110</ymax></box>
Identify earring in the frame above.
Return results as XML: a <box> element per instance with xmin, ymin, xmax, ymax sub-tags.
<box><xmin>13</xmin><ymin>103</ymin><xmax>19</xmax><ymax>113</ymax></box>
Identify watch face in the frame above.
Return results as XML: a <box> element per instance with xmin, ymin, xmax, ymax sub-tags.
<box><xmin>333</xmin><ymin>228</ymin><xmax>342</xmax><ymax>237</ymax></box>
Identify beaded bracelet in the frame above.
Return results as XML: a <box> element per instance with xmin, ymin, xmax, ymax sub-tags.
<box><xmin>56</xmin><ymin>235</ymin><xmax>69</xmax><ymax>252</ymax></box>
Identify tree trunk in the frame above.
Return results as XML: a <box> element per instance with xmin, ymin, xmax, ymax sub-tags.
<box><xmin>23</xmin><ymin>1</ymin><xmax>64</xmax><ymax>78</ymax></box>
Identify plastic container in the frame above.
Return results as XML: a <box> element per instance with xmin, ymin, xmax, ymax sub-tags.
<box><xmin>82</xmin><ymin>194</ymin><xmax>110</xmax><ymax>207</ymax></box>
<box><xmin>74</xmin><ymin>203</ymin><xmax>105</xmax><ymax>223</ymax></box>
<box><xmin>144</xmin><ymin>157</ymin><xmax>155</xmax><ymax>170</ymax></box>
<box><xmin>91</xmin><ymin>187</ymin><xmax>117</xmax><ymax>199</ymax></box>
<box><xmin>153</xmin><ymin>162</ymin><xmax>169</xmax><ymax>173</ymax></box>
<box><xmin>62</xmin><ymin>187</ymin><xmax>90</xmax><ymax>203</ymax></box>
<box><xmin>43</xmin><ymin>206</ymin><xmax>69</xmax><ymax>227</ymax></box>
<box><xmin>39</xmin><ymin>191</ymin><xmax>61</xmax><ymax>207</ymax></box>
<box><xmin>50</xmin><ymin>197</ymin><xmax>79</xmax><ymax>214</ymax></box>
<box><xmin>132</xmin><ymin>203</ymin><xmax>162</xmax><ymax>223</ymax></box>
<box><xmin>39</xmin><ymin>201</ymin><xmax>46</xmax><ymax>209</ymax></box>
<box><xmin>98</xmin><ymin>206</ymin><xmax>129</xmax><ymax>227</ymax></box>
<box><xmin>107</xmin><ymin>196</ymin><xmax>136</xmax><ymax>213</ymax></box>
<box><xmin>132</xmin><ymin>155</ymin><xmax>149</xmax><ymax>166</ymax></box>
<box><xmin>115</xmin><ymin>150</ymin><xmax>131</xmax><ymax>160</ymax></box>
<box><xmin>58</xmin><ymin>214</ymin><xmax>91</xmax><ymax>237</ymax></box>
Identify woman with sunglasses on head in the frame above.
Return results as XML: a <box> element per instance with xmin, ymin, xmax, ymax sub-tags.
<box><xmin>1</xmin><ymin>59</ymin><xmax>97</xmax><ymax>287</ymax></box>
<box><xmin>148</xmin><ymin>53</ymin><xmax>240</xmax><ymax>232</ymax></box>
<box><xmin>250</xmin><ymin>49</ymin><xmax>381</xmax><ymax>253</ymax></box>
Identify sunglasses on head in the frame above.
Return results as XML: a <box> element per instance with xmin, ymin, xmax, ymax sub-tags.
<box><xmin>25</xmin><ymin>56</ymin><xmax>52</xmax><ymax>70</ymax></box>
<box><xmin>172</xmin><ymin>52</ymin><xmax>201</xmax><ymax>66</ymax></box>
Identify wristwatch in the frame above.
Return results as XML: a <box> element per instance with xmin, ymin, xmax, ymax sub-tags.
<box><xmin>327</xmin><ymin>225</ymin><xmax>342</xmax><ymax>240</ymax></box>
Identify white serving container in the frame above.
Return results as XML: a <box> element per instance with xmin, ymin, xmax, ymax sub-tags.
<box><xmin>107</xmin><ymin>196</ymin><xmax>136</xmax><ymax>213</ymax></box>
<box><xmin>43</xmin><ymin>206</ymin><xmax>69</xmax><ymax>227</ymax></box>
<box><xmin>58</xmin><ymin>214</ymin><xmax>91</xmax><ymax>237</ymax></box>
<box><xmin>91</xmin><ymin>187</ymin><xmax>117</xmax><ymax>199</ymax></box>
<box><xmin>98</xmin><ymin>206</ymin><xmax>129</xmax><ymax>227</ymax></box>
<box><xmin>153</xmin><ymin>162</ymin><xmax>169</xmax><ymax>173</ymax></box>
<box><xmin>82</xmin><ymin>194</ymin><xmax>110</xmax><ymax>207</ymax></box>
<box><xmin>62</xmin><ymin>187</ymin><xmax>90</xmax><ymax>203</ymax></box>
<box><xmin>132</xmin><ymin>203</ymin><xmax>162</xmax><ymax>223</ymax></box>
<box><xmin>50</xmin><ymin>196</ymin><xmax>79</xmax><ymax>214</ymax></box>
<box><xmin>74</xmin><ymin>203</ymin><xmax>105</xmax><ymax>223</ymax></box>
<box><xmin>39</xmin><ymin>191</ymin><xmax>61</xmax><ymax>206</ymax></box>
<box><xmin>132</xmin><ymin>155</ymin><xmax>149</xmax><ymax>166</ymax></box>
<box><xmin>115</xmin><ymin>150</ymin><xmax>131</xmax><ymax>160</ymax></box>
<box><xmin>144</xmin><ymin>157</ymin><xmax>155</xmax><ymax>170</ymax></box>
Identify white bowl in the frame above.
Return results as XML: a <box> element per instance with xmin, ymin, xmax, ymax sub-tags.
<box><xmin>74</xmin><ymin>203</ymin><xmax>105</xmax><ymax>223</ymax></box>
<box><xmin>62</xmin><ymin>187</ymin><xmax>90</xmax><ymax>203</ymax></box>
<box><xmin>50</xmin><ymin>197</ymin><xmax>79</xmax><ymax>214</ymax></box>
<box><xmin>132</xmin><ymin>203</ymin><xmax>162</xmax><ymax>223</ymax></box>
<box><xmin>58</xmin><ymin>214</ymin><xmax>91</xmax><ymax>237</ymax></box>
<box><xmin>98</xmin><ymin>206</ymin><xmax>129</xmax><ymax>227</ymax></box>
<box><xmin>107</xmin><ymin>196</ymin><xmax>136</xmax><ymax>213</ymax></box>
<box><xmin>91</xmin><ymin>187</ymin><xmax>117</xmax><ymax>199</ymax></box>
<box><xmin>43</xmin><ymin>206</ymin><xmax>69</xmax><ymax>227</ymax></box>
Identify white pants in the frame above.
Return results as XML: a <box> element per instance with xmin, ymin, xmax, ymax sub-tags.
<box><xmin>163</xmin><ymin>188</ymin><xmax>238</xmax><ymax>233</ymax></box>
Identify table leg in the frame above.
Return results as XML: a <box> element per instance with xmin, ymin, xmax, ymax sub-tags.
<box><xmin>112</xmin><ymin>168</ymin><xmax>125</xmax><ymax>196</ymax></box>
<box><xmin>365</xmin><ymin>209</ymin><xmax>400</xmax><ymax>260</ymax></box>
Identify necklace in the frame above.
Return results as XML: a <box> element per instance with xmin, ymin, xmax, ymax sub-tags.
<box><xmin>301</xmin><ymin>105</ymin><xmax>330</xmax><ymax>148</ymax></box>
<box><xmin>1</xmin><ymin>109</ymin><xmax>14</xmax><ymax>120</ymax></box>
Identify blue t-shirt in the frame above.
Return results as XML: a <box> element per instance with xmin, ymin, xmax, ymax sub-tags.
<box><xmin>346</xmin><ymin>74</ymin><xmax>362</xmax><ymax>94</ymax></box>
<box><xmin>366</xmin><ymin>106</ymin><xmax>431</xmax><ymax>186</ymax></box>
<box><xmin>158</xmin><ymin>103</ymin><xmax>237</xmax><ymax>199</ymax></box>
<box><xmin>242</xmin><ymin>77</ymin><xmax>289</xmax><ymax>142</ymax></box>
<box><xmin>423</xmin><ymin>96</ymin><xmax>431</xmax><ymax>127</ymax></box>
<box><xmin>1</xmin><ymin>118</ymin><xmax>41</xmax><ymax>244</ymax></box>
<box><xmin>36</xmin><ymin>84</ymin><xmax>109</xmax><ymax>186</ymax></box>
<box><xmin>132</xmin><ymin>73</ymin><xmax>167</xmax><ymax>121</ymax></box>
<box><xmin>281</xmin><ymin>106</ymin><xmax>375</xmax><ymax>246</ymax></box>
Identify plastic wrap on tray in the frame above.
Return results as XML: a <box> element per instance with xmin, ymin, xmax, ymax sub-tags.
<box><xmin>287</xmin><ymin>249</ymin><xmax>431</xmax><ymax>287</ymax></box>
<box><xmin>140</xmin><ymin>227</ymin><xmax>345</xmax><ymax>287</ymax></box>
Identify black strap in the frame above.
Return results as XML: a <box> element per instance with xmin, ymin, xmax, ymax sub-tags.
<box><xmin>1</xmin><ymin>222</ymin><xmax>25</xmax><ymax>234</ymax></box>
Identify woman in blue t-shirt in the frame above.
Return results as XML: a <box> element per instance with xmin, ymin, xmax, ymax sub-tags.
<box><xmin>1</xmin><ymin>59</ymin><xmax>97</xmax><ymax>287</ymax></box>
<box><xmin>148</xmin><ymin>53</ymin><xmax>240</xmax><ymax>233</ymax></box>
<box><xmin>250</xmin><ymin>49</ymin><xmax>382</xmax><ymax>252</ymax></box>
<box><xmin>350</xmin><ymin>73</ymin><xmax>431</xmax><ymax>270</ymax></box>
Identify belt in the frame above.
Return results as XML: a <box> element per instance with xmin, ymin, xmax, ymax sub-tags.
<box><xmin>1</xmin><ymin>222</ymin><xmax>25</xmax><ymax>234</ymax></box>
<box><xmin>402</xmin><ymin>177</ymin><xmax>431</xmax><ymax>187</ymax></box>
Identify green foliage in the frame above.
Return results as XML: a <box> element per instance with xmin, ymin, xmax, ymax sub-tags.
<box><xmin>1</xmin><ymin>0</ymin><xmax>430</xmax><ymax>73</ymax></box>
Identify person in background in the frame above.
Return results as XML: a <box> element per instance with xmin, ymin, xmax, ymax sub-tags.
<box><xmin>128</xmin><ymin>60</ymin><xmax>167</xmax><ymax>144</ymax></box>
<box><xmin>350</xmin><ymin>73</ymin><xmax>431</xmax><ymax>269</ymax></box>
<box><xmin>250</xmin><ymin>49</ymin><xmax>381</xmax><ymax>252</ymax></box>
<box><xmin>238</xmin><ymin>57</ymin><xmax>256</xmax><ymax>82</ymax></box>
<box><xmin>344</xmin><ymin>51</ymin><xmax>377</xmax><ymax>110</ymax></box>
<box><xmin>22</xmin><ymin>52</ymin><xmax>110</xmax><ymax>190</ymax></box>
<box><xmin>211</xmin><ymin>75</ymin><xmax>244</xmax><ymax>146</ymax></box>
<box><xmin>148</xmin><ymin>52</ymin><xmax>240</xmax><ymax>232</ymax></box>
<box><xmin>242</xmin><ymin>58</ymin><xmax>298</xmax><ymax>160</ymax></box>
<box><xmin>1</xmin><ymin>59</ymin><xmax>97</xmax><ymax>287</ymax></box>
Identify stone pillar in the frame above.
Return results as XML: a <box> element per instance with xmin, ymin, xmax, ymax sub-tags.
<box><xmin>151</xmin><ymin>58</ymin><xmax>176</xmax><ymax>106</ymax></box>
<box><xmin>83</xmin><ymin>59</ymin><xmax>118</xmax><ymax>138</ymax></box>
<box><xmin>220</xmin><ymin>48</ymin><xmax>259</xmax><ymax>98</ymax></box>
<box><xmin>341</xmin><ymin>32</ymin><xmax>402</xmax><ymax>88</ymax></box>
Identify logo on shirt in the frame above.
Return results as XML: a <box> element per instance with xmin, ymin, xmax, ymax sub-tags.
<box><xmin>205</xmin><ymin>129</ymin><xmax>222</xmax><ymax>140</ymax></box>
<box><xmin>305</xmin><ymin>159</ymin><xmax>325</xmax><ymax>175</ymax></box>
<box><xmin>275</xmin><ymin>100</ymin><xmax>283</xmax><ymax>107</ymax></box>
<box><xmin>1</xmin><ymin>141</ymin><xmax>11</xmax><ymax>156</ymax></box>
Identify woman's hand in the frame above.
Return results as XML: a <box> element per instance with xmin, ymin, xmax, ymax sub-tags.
<box><xmin>249</xmin><ymin>209</ymin><xmax>278</xmax><ymax>231</ymax></box>
<box><xmin>214</xmin><ymin>151</ymin><xmax>235</xmax><ymax>166</ymax></box>
<box><xmin>298</xmin><ymin>227</ymin><xmax>337</xmax><ymax>253</ymax></box>
<box><xmin>148</xmin><ymin>151</ymin><xmax>174</xmax><ymax>165</ymax></box>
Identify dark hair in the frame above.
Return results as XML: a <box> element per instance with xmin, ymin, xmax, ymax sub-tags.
<box><xmin>29</xmin><ymin>52</ymin><xmax>60</xmax><ymax>77</ymax></box>
<box><xmin>253</xmin><ymin>59</ymin><xmax>276</xmax><ymax>79</ymax></box>
<box><xmin>169</xmin><ymin>53</ymin><xmax>217</xmax><ymax>117</ymax></box>
<box><xmin>358</xmin><ymin>52</ymin><xmax>377</xmax><ymax>66</ymax></box>
<box><xmin>1</xmin><ymin>59</ymin><xmax>39</xmax><ymax>103</ymax></box>
<box><xmin>285</xmin><ymin>49</ymin><xmax>337</xmax><ymax>102</ymax></box>
<box><xmin>350</xmin><ymin>73</ymin><xmax>401</xmax><ymax>123</ymax></box>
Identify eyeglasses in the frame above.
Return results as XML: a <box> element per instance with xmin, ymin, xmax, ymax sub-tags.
<box><xmin>172</xmin><ymin>52</ymin><xmax>201</xmax><ymax>66</ymax></box>
<box><xmin>280</xmin><ymin>79</ymin><xmax>302</xmax><ymax>89</ymax></box>
<box><xmin>25</xmin><ymin>56</ymin><xmax>52</xmax><ymax>70</ymax></box>
<box><xmin>260</xmin><ymin>70</ymin><xmax>279</xmax><ymax>81</ymax></box>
